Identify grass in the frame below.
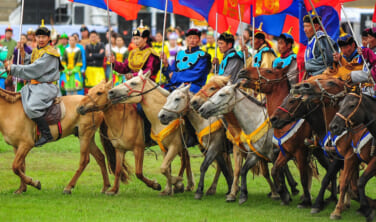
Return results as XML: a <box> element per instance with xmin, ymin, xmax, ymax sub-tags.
<box><xmin>0</xmin><ymin>134</ymin><xmax>374</xmax><ymax>222</ymax></box>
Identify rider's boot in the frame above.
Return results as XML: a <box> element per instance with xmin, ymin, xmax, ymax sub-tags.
<box><xmin>33</xmin><ymin>117</ymin><xmax>53</xmax><ymax>147</ymax></box>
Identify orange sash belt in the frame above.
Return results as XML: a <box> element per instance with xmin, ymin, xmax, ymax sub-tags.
<box><xmin>30</xmin><ymin>80</ymin><xmax>53</xmax><ymax>84</ymax></box>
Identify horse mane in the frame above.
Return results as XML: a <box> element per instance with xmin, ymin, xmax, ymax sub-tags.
<box><xmin>208</xmin><ymin>75</ymin><xmax>230</xmax><ymax>87</ymax></box>
<box><xmin>0</xmin><ymin>88</ymin><xmax>21</xmax><ymax>103</ymax></box>
<box><xmin>148</xmin><ymin>79</ymin><xmax>170</xmax><ymax>96</ymax></box>
<box><xmin>238</xmin><ymin>89</ymin><xmax>266</xmax><ymax>107</ymax></box>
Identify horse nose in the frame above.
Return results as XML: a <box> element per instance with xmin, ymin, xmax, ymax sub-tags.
<box><xmin>329</xmin><ymin>123</ymin><xmax>338</xmax><ymax>133</ymax></box>
<box><xmin>191</xmin><ymin>100</ymin><xmax>198</xmax><ymax>109</ymax></box>
<box><xmin>159</xmin><ymin>113</ymin><xmax>165</xmax><ymax>119</ymax></box>
<box><xmin>302</xmin><ymin>83</ymin><xmax>311</xmax><ymax>89</ymax></box>
<box><xmin>77</xmin><ymin>106</ymin><xmax>85</xmax><ymax>115</ymax></box>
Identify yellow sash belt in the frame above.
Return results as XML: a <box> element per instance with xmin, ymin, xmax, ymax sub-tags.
<box><xmin>240</xmin><ymin>118</ymin><xmax>270</xmax><ymax>161</ymax></box>
<box><xmin>150</xmin><ymin>119</ymin><xmax>182</xmax><ymax>153</ymax></box>
<box><xmin>195</xmin><ymin>120</ymin><xmax>223</xmax><ymax>147</ymax></box>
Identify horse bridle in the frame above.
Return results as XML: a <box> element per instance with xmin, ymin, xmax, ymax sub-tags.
<box><xmin>314</xmin><ymin>79</ymin><xmax>347</xmax><ymax>104</ymax></box>
<box><xmin>85</xmin><ymin>94</ymin><xmax>112</xmax><ymax>112</ymax></box>
<box><xmin>197</xmin><ymin>82</ymin><xmax>222</xmax><ymax>99</ymax></box>
<box><xmin>335</xmin><ymin>92</ymin><xmax>362</xmax><ymax>128</ymax></box>
<box><xmin>277</xmin><ymin>95</ymin><xmax>321</xmax><ymax>121</ymax></box>
<box><xmin>122</xmin><ymin>75</ymin><xmax>160</xmax><ymax>101</ymax></box>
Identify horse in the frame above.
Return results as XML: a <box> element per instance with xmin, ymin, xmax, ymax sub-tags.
<box><xmin>198</xmin><ymin>82</ymin><xmax>282</xmax><ymax>204</ymax></box>
<box><xmin>239</xmin><ymin>67</ymin><xmax>327</xmax><ymax>208</ymax></box>
<box><xmin>330</xmin><ymin>91</ymin><xmax>376</xmax><ymax>221</ymax></box>
<box><xmin>77</xmin><ymin>80</ymin><xmax>162</xmax><ymax>195</ymax></box>
<box><xmin>108</xmin><ymin>70</ymin><xmax>194</xmax><ymax>195</ymax></box>
<box><xmin>158</xmin><ymin>84</ymin><xmax>233</xmax><ymax>199</ymax></box>
<box><xmin>0</xmin><ymin>88</ymin><xmax>111</xmax><ymax>194</ymax></box>
<box><xmin>190</xmin><ymin>75</ymin><xmax>298</xmax><ymax>203</ymax></box>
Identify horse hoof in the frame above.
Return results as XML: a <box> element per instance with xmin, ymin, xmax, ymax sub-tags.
<box><xmin>325</xmin><ymin>196</ymin><xmax>338</xmax><ymax>203</ymax></box>
<box><xmin>206</xmin><ymin>188</ymin><xmax>216</xmax><ymax>196</ymax></box>
<box><xmin>160</xmin><ymin>190</ymin><xmax>172</xmax><ymax>196</ymax></box>
<box><xmin>311</xmin><ymin>208</ymin><xmax>321</xmax><ymax>214</ymax></box>
<box><xmin>13</xmin><ymin>189</ymin><xmax>24</xmax><ymax>194</ymax></box>
<box><xmin>239</xmin><ymin>197</ymin><xmax>248</xmax><ymax>205</ymax></box>
<box><xmin>195</xmin><ymin>193</ymin><xmax>203</xmax><ymax>200</ymax></box>
<box><xmin>174</xmin><ymin>182</ymin><xmax>185</xmax><ymax>194</ymax></box>
<box><xmin>367</xmin><ymin>210</ymin><xmax>375</xmax><ymax>222</ymax></box>
<box><xmin>291</xmin><ymin>189</ymin><xmax>300</xmax><ymax>196</ymax></box>
<box><xmin>35</xmin><ymin>180</ymin><xmax>41</xmax><ymax>190</ymax></box>
<box><xmin>153</xmin><ymin>183</ymin><xmax>162</xmax><ymax>191</ymax></box>
<box><xmin>297</xmin><ymin>201</ymin><xmax>312</xmax><ymax>209</ymax></box>
<box><xmin>280</xmin><ymin>201</ymin><xmax>290</xmax><ymax>206</ymax></box>
<box><xmin>226</xmin><ymin>195</ymin><xmax>236</xmax><ymax>202</ymax></box>
<box><xmin>105</xmin><ymin>190</ymin><xmax>118</xmax><ymax>196</ymax></box>
<box><xmin>268</xmin><ymin>192</ymin><xmax>280</xmax><ymax>200</ymax></box>
<box><xmin>330</xmin><ymin>214</ymin><xmax>341</xmax><ymax>220</ymax></box>
<box><xmin>62</xmin><ymin>189</ymin><xmax>72</xmax><ymax>195</ymax></box>
<box><xmin>185</xmin><ymin>184</ymin><xmax>194</xmax><ymax>192</ymax></box>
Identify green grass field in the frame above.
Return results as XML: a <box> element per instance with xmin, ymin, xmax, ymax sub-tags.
<box><xmin>0</xmin><ymin>134</ymin><xmax>373</xmax><ymax>222</ymax></box>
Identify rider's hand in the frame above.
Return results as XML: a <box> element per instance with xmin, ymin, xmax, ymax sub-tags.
<box><xmin>357</xmin><ymin>47</ymin><xmax>363</xmax><ymax>56</ymax></box>
<box><xmin>109</xmin><ymin>54</ymin><xmax>116</xmax><ymax>64</ymax></box>
<box><xmin>161</xmin><ymin>53</ymin><xmax>168</xmax><ymax>67</ymax></box>
<box><xmin>3</xmin><ymin>60</ymin><xmax>10</xmax><ymax>73</ymax></box>
<box><xmin>332</xmin><ymin>52</ymin><xmax>340</xmax><ymax>62</ymax></box>
<box><xmin>125</xmin><ymin>73</ymin><xmax>133</xmax><ymax>80</ymax></box>
<box><xmin>212</xmin><ymin>58</ymin><xmax>219</xmax><ymax>66</ymax></box>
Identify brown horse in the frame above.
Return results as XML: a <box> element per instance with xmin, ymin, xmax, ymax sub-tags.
<box><xmin>190</xmin><ymin>75</ymin><xmax>298</xmax><ymax>203</ymax></box>
<box><xmin>0</xmin><ymin>88</ymin><xmax>111</xmax><ymax>194</ymax></box>
<box><xmin>77</xmin><ymin>80</ymin><xmax>162</xmax><ymax>195</ymax></box>
<box><xmin>239</xmin><ymin>67</ymin><xmax>336</xmax><ymax>208</ymax></box>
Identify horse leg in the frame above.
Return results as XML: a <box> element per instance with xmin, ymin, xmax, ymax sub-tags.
<box><xmin>330</xmin><ymin>156</ymin><xmax>358</xmax><ymax>220</ymax></box>
<box><xmin>295</xmin><ymin>151</ymin><xmax>312</xmax><ymax>208</ymax></box>
<box><xmin>183</xmin><ymin>148</ymin><xmax>195</xmax><ymax>191</ymax></box>
<box><xmin>87</xmin><ymin>140</ymin><xmax>111</xmax><ymax>193</ymax></box>
<box><xmin>105</xmin><ymin>149</ymin><xmax>125</xmax><ymax>195</ymax></box>
<box><xmin>134</xmin><ymin>145</ymin><xmax>161</xmax><ymax>191</ymax></box>
<box><xmin>206</xmin><ymin>161</ymin><xmax>221</xmax><ymax>196</ymax></box>
<box><xmin>357</xmin><ymin>158</ymin><xmax>376</xmax><ymax>221</ymax></box>
<box><xmin>239</xmin><ymin>154</ymin><xmax>259</xmax><ymax>205</ymax></box>
<box><xmin>226</xmin><ymin>145</ymin><xmax>242</xmax><ymax>202</ymax></box>
<box><xmin>271</xmin><ymin>152</ymin><xmax>291</xmax><ymax>205</ymax></box>
<box><xmin>63</xmin><ymin>138</ymin><xmax>91</xmax><ymax>194</ymax></box>
<box><xmin>13</xmin><ymin>147</ymin><xmax>27</xmax><ymax>193</ymax></box>
<box><xmin>160</xmin><ymin>148</ymin><xmax>178</xmax><ymax>196</ymax></box>
<box><xmin>311</xmin><ymin>158</ymin><xmax>343</xmax><ymax>214</ymax></box>
<box><xmin>283</xmin><ymin>163</ymin><xmax>299</xmax><ymax>196</ymax></box>
<box><xmin>12</xmin><ymin>145</ymin><xmax>40</xmax><ymax>193</ymax></box>
<box><xmin>195</xmin><ymin>149</ymin><xmax>218</xmax><ymax>199</ymax></box>
<box><xmin>260</xmin><ymin>159</ymin><xmax>279</xmax><ymax>200</ymax></box>
<box><xmin>312</xmin><ymin>148</ymin><xmax>337</xmax><ymax>202</ymax></box>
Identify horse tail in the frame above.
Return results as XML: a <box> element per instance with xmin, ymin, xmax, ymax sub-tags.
<box><xmin>99</xmin><ymin>121</ymin><xmax>131</xmax><ymax>184</ymax></box>
<box><xmin>250</xmin><ymin>161</ymin><xmax>262</xmax><ymax>176</ymax></box>
<box><xmin>308</xmin><ymin>159</ymin><xmax>320</xmax><ymax>181</ymax></box>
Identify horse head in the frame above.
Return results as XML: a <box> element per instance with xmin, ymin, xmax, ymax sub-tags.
<box><xmin>108</xmin><ymin>69</ymin><xmax>152</xmax><ymax>104</ymax></box>
<box><xmin>158</xmin><ymin>84</ymin><xmax>191</xmax><ymax>125</ymax></box>
<box><xmin>239</xmin><ymin>67</ymin><xmax>289</xmax><ymax>93</ymax></box>
<box><xmin>190</xmin><ymin>75</ymin><xmax>229</xmax><ymax>111</ymax></box>
<box><xmin>198</xmin><ymin>82</ymin><xmax>240</xmax><ymax>119</ymax></box>
<box><xmin>77</xmin><ymin>80</ymin><xmax>113</xmax><ymax>115</ymax></box>
<box><xmin>329</xmin><ymin>92</ymin><xmax>365</xmax><ymax>135</ymax></box>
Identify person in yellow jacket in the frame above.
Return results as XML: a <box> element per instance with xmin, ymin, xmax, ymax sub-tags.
<box><xmin>251</xmin><ymin>24</ymin><xmax>276</xmax><ymax>68</ymax></box>
<box><xmin>152</xmin><ymin>31</ymin><xmax>169</xmax><ymax>83</ymax></box>
<box><xmin>201</xmin><ymin>31</ymin><xmax>223</xmax><ymax>82</ymax></box>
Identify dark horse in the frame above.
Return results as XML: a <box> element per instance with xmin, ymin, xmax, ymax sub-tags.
<box><xmin>330</xmin><ymin>91</ymin><xmax>376</xmax><ymax>221</ymax></box>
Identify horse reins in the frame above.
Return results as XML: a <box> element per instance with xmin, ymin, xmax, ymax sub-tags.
<box><xmin>335</xmin><ymin>93</ymin><xmax>362</xmax><ymax>128</ymax></box>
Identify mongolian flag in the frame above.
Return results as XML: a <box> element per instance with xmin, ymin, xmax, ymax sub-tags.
<box><xmin>373</xmin><ymin>1</ymin><xmax>376</xmax><ymax>23</ymax></box>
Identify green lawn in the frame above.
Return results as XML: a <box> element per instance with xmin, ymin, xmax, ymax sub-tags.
<box><xmin>0</xmin><ymin>134</ymin><xmax>373</xmax><ymax>221</ymax></box>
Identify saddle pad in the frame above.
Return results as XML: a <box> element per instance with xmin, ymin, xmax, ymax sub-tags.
<box><xmin>45</xmin><ymin>99</ymin><xmax>66</xmax><ymax>125</ymax></box>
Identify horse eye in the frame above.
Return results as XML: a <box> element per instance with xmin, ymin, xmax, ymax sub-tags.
<box><xmin>210</xmin><ymin>87</ymin><xmax>216</xmax><ymax>90</ymax></box>
<box><xmin>97</xmin><ymin>92</ymin><xmax>103</xmax><ymax>96</ymax></box>
<box><xmin>219</xmin><ymin>94</ymin><xmax>225</xmax><ymax>97</ymax></box>
<box><xmin>130</xmin><ymin>82</ymin><xmax>137</xmax><ymax>86</ymax></box>
<box><xmin>175</xmin><ymin>98</ymin><xmax>181</xmax><ymax>102</ymax></box>
<box><xmin>266</xmin><ymin>70</ymin><xmax>273</xmax><ymax>74</ymax></box>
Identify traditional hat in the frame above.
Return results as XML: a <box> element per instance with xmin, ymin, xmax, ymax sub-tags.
<box><xmin>132</xmin><ymin>20</ymin><xmax>150</xmax><ymax>38</ymax></box>
<box><xmin>303</xmin><ymin>11</ymin><xmax>321</xmax><ymax>24</ymax></box>
<box><xmin>185</xmin><ymin>28</ymin><xmax>201</xmax><ymax>37</ymax></box>
<box><xmin>279</xmin><ymin>27</ymin><xmax>294</xmax><ymax>45</ymax></box>
<box><xmin>5</xmin><ymin>25</ymin><xmax>12</xmax><ymax>32</ymax></box>
<box><xmin>337</xmin><ymin>27</ymin><xmax>355</xmax><ymax>47</ymax></box>
<box><xmin>80</xmin><ymin>25</ymin><xmax>89</xmax><ymax>32</ymax></box>
<box><xmin>60</xmin><ymin>33</ymin><xmax>68</xmax><ymax>39</ymax></box>
<box><xmin>367</xmin><ymin>27</ymin><xmax>376</xmax><ymax>38</ymax></box>
<box><xmin>253</xmin><ymin>23</ymin><xmax>266</xmax><ymax>40</ymax></box>
<box><xmin>362</xmin><ymin>28</ymin><xmax>370</xmax><ymax>37</ymax></box>
<box><xmin>168</xmin><ymin>32</ymin><xmax>178</xmax><ymax>40</ymax></box>
<box><xmin>218</xmin><ymin>27</ymin><xmax>235</xmax><ymax>44</ymax></box>
<box><xmin>35</xmin><ymin>19</ymin><xmax>51</xmax><ymax>37</ymax></box>
<box><xmin>27</xmin><ymin>28</ymin><xmax>35</xmax><ymax>35</ymax></box>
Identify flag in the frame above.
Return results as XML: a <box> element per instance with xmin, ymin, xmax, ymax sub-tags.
<box><xmin>69</xmin><ymin>0</ymin><xmax>141</xmax><ymax>20</ymax></box>
<box><xmin>373</xmin><ymin>2</ymin><xmax>376</xmax><ymax>23</ymax></box>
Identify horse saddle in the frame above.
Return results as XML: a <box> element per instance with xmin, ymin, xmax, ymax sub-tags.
<box><xmin>45</xmin><ymin>97</ymin><xmax>66</xmax><ymax>125</ymax></box>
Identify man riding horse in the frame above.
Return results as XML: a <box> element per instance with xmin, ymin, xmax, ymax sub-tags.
<box><xmin>5</xmin><ymin>20</ymin><xmax>63</xmax><ymax>147</ymax></box>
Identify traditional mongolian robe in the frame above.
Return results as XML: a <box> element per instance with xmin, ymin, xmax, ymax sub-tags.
<box><xmin>163</xmin><ymin>46</ymin><xmax>211</xmax><ymax>93</ymax></box>
<box><xmin>111</xmin><ymin>46</ymin><xmax>128</xmax><ymax>86</ymax></box>
<box><xmin>217</xmin><ymin>48</ymin><xmax>244</xmax><ymax>83</ymax></box>
<box><xmin>13</xmin><ymin>44</ymin><xmax>33</xmax><ymax>91</ymax></box>
<box><xmin>305</xmin><ymin>30</ymin><xmax>338</xmax><ymax>77</ymax></box>
<box><xmin>273</xmin><ymin>51</ymin><xmax>299</xmax><ymax>85</ymax></box>
<box><xmin>0</xmin><ymin>45</ymin><xmax>8</xmax><ymax>89</ymax></box>
<box><xmin>202</xmin><ymin>42</ymin><xmax>223</xmax><ymax>82</ymax></box>
<box><xmin>253</xmin><ymin>43</ymin><xmax>276</xmax><ymax>68</ymax></box>
<box><xmin>113</xmin><ymin>45</ymin><xmax>160</xmax><ymax>81</ymax></box>
<box><xmin>152</xmin><ymin>41</ymin><xmax>169</xmax><ymax>83</ymax></box>
<box><xmin>0</xmin><ymin>38</ymin><xmax>17</xmax><ymax>59</ymax></box>
<box><xmin>10</xmin><ymin>45</ymin><xmax>61</xmax><ymax>119</ymax></box>
<box><xmin>60</xmin><ymin>46</ymin><xmax>84</xmax><ymax>94</ymax></box>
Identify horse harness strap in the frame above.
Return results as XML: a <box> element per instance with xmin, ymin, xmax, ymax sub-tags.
<box><xmin>273</xmin><ymin>119</ymin><xmax>305</xmax><ymax>156</ymax></box>
<box><xmin>240</xmin><ymin>118</ymin><xmax>271</xmax><ymax>161</ymax></box>
<box><xmin>196</xmin><ymin>120</ymin><xmax>223</xmax><ymax>147</ymax></box>
<box><xmin>150</xmin><ymin>119</ymin><xmax>183</xmax><ymax>152</ymax></box>
<box><xmin>335</xmin><ymin>93</ymin><xmax>362</xmax><ymax>128</ymax></box>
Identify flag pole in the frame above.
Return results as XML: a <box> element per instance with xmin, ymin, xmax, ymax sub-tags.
<box><xmin>238</xmin><ymin>4</ymin><xmax>246</xmax><ymax>67</ymax></box>
<box><xmin>106</xmin><ymin>0</ymin><xmax>113</xmax><ymax>82</ymax></box>
<box><xmin>341</xmin><ymin>3</ymin><xmax>373</xmax><ymax>84</ymax></box>
<box><xmin>159</xmin><ymin>0</ymin><xmax>169</xmax><ymax>83</ymax></box>
<box><xmin>15</xmin><ymin>0</ymin><xmax>25</xmax><ymax>92</ymax></box>
<box><xmin>252</xmin><ymin>11</ymin><xmax>255</xmax><ymax>67</ymax></box>
<box><xmin>214</xmin><ymin>12</ymin><xmax>218</xmax><ymax>75</ymax></box>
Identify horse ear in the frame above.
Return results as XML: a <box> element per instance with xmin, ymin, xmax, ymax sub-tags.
<box><xmin>105</xmin><ymin>80</ymin><xmax>113</xmax><ymax>88</ymax></box>
<box><xmin>138</xmin><ymin>69</ymin><xmax>144</xmax><ymax>77</ymax></box>
<box><xmin>178</xmin><ymin>83</ymin><xmax>185</xmax><ymax>89</ymax></box>
<box><xmin>182</xmin><ymin>84</ymin><xmax>191</xmax><ymax>92</ymax></box>
<box><xmin>226</xmin><ymin>80</ymin><xmax>233</xmax><ymax>86</ymax></box>
<box><xmin>235</xmin><ymin>82</ymin><xmax>241</xmax><ymax>88</ymax></box>
<box><xmin>144</xmin><ymin>70</ymin><xmax>152</xmax><ymax>79</ymax></box>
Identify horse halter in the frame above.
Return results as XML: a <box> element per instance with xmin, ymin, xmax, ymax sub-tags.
<box><xmin>122</xmin><ymin>75</ymin><xmax>159</xmax><ymax>101</ymax></box>
<box><xmin>314</xmin><ymin>79</ymin><xmax>347</xmax><ymax>104</ymax></box>
<box><xmin>335</xmin><ymin>92</ymin><xmax>362</xmax><ymax>128</ymax></box>
<box><xmin>197</xmin><ymin>82</ymin><xmax>221</xmax><ymax>98</ymax></box>
<box><xmin>161</xmin><ymin>92</ymin><xmax>191</xmax><ymax>115</ymax></box>
<box><xmin>85</xmin><ymin>94</ymin><xmax>111</xmax><ymax>112</ymax></box>
<box><xmin>277</xmin><ymin>95</ymin><xmax>320</xmax><ymax>120</ymax></box>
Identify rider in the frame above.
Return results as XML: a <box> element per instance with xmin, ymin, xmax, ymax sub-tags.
<box><xmin>212</xmin><ymin>29</ymin><xmax>244</xmax><ymax>83</ymax></box>
<box><xmin>252</xmin><ymin>24</ymin><xmax>276</xmax><ymax>68</ymax></box>
<box><xmin>303</xmin><ymin>14</ymin><xmax>338</xmax><ymax>78</ymax></box>
<box><xmin>273</xmin><ymin>29</ymin><xmax>299</xmax><ymax>85</ymax></box>
<box><xmin>5</xmin><ymin>20</ymin><xmax>63</xmax><ymax>147</ymax></box>
<box><xmin>110</xmin><ymin>20</ymin><xmax>160</xmax><ymax>82</ymax></box>
<box><xmin>162</xmin><ymin>28</ymin><xmax>211</xmax><ymax>93</ymax></box>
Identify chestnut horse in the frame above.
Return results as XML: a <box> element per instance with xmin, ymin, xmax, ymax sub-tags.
<box><xmin>77</xmin><ymin>80</ymin><xmax>162</xmax><ymax>195</ymax></box>
<box><xmin>239</xmin><ymin>67</ymin><xmax>336</xmax><ymax>208</ymax></box>
<box><xmin>0</xmin><ymin>89</ymin><xmax>111</xmax><ymax>194</ymax></box>
<box><xmin>190</xmin><ymin>76</ymin><xmax>298</xmax><ymax>203</ymax></box>
<box><xmin>108</xmin><ymin>70</ymin><xmax>194</xmax><ymax>196</ymax></box>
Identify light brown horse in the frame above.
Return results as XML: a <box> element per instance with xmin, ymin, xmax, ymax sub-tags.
<box><xmin>108</xmin><ymin>71</ymin><xmax>194</xmax><ymax>195</ymax></box>
<box><xmin>77</xmin><ymin>80</ymin><xmax>161</xmax><ymax>195</ymax></box>
<box><xmin>190</xmin><ymin>76</ymin><xmax>298</xmax><ymax>202</ymax></box>
<box><xmin>0</xmin><ymin>89</ymin><xmax>111</xmax><ymax>194</ymax></box>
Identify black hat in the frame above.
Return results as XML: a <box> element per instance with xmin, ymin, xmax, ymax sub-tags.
<box><xmin>5</xmin><ymin>25</ymin><xmax>12</xmax><ymax>32</ymax></box>
<box><xmin>132</xmin><ymin>20</ymin><xmax>150</xmax><ymax>38</ymax></box>
<box><xmin>368</xmin><ymin>27</ymin><xmax>376</xmax><ymax>38</ymax></box>
<box><xmin>218</xmin><ymin>27</ymin><xmax>234</xmax><ymax>45</ymax></box>
<box><xmin>80</xmin><ymin>25</ymin><xmax>89</xmax><ymax>32</ymax></box>
<box><xmin>362</xmin><ymin>28</ymin><xmax>370</xmax><ymax>37</ymax></box>
<box><xmin>253</xmin><ymin>23</ymin><xmax>266</xmax><ymax>40</ymax></box>
<box><xmin>35</xmin><ymin>19</ymin><xmax>50</xmax><ymax>37</ymax></box>
<box><xmin>185</xmin><ymin>28</ymin><xmax>201</xmax><ymax>37</ymax></box>
<box><xmin>278</xmin><ymin>27</ymin><xmax>294</xmax><ymax>45</ymax></box>
<box><xmin>303</xmin><ymin>13</ymin><xmax>321</xmax><ymax>24</ymax></box>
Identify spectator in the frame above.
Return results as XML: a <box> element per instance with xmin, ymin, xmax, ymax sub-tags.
<box><xmin>105</xmin><ymin>31</ymin><xmax>117</xmax><ymax>81</ymax></box>
<box><xmin>0</xmin><ymin>26</ymin><xmax>17</xmax><ymax>59</ymax></box>
<box><xmin>167</xmin><ymin>32</ymin><xmax>183</xmax><ymax>66</ymax></box>
<box><xmin>56</xmin><ymin>33</ymin><xmax>69</xmax><ymax>58</ymax></box>
<box><xmin>71</xmin><ymin>33</ymin><xmax>87</xmax><ymax>73</ymax></box>
<box><xmin>80</xmin><ymin>25</ymin><xmax>90</xmax><ymax>47</ymax></box>
<box><xmin>26</xmin><ymin>28</ymin><xmax>37</xmax><ymax>49</ymax></box>
<box><xmin>0</xmin><ymin>43</ymin><xmax>8</xmax><ymax>89</ymax></box>
<box><xmin>85</xmin><ymin>31</ymin><xmax>105</xmax><ymax>93</ymax></box>
<box><xmin>111</xmin><ymin>35</ymin><xmax>128</xmax><ymax>86</ymax></box>
<box><xmin>13</xmin><ymin>34</ymin><xmax>32</xmax><ymax>91</ymax></box>
<box><xmin>152</xmin><ymin>31</ymin><xmax>169</xmax><ymax>83</ymax></box>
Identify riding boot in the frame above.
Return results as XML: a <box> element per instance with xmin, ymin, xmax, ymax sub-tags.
<box><xmin>184</xmin><ymin>117</ymin><xmax>199</xmax><ymax>148</ymax></box>
<box><xmin>32</xmin><ymin>117</ymin><xmax>53</xmax><ymax>147</ymax></box>
<box><xmin>136</xmin><ymin>103</ymin><xmax>152</xmax><ymax>146</ymax></box>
